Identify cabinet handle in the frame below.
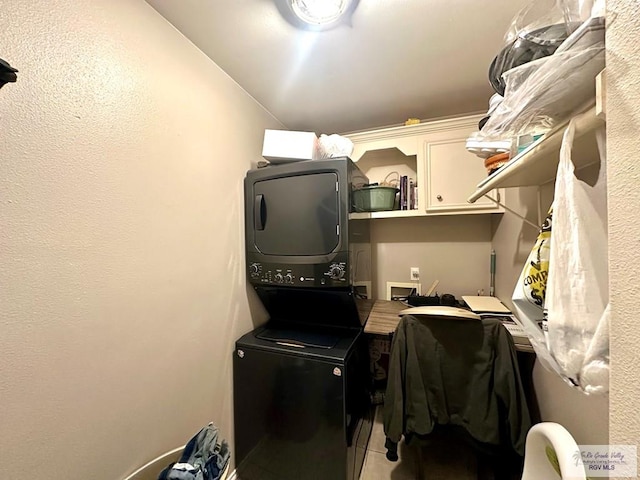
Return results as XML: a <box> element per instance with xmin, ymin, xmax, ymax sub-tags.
<box><xmin>436</xmin><ymin>195</ymin><xmax>443</xmax><ymax>201</ymax></box>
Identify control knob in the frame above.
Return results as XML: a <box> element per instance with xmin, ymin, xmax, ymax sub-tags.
<box><xmin>249</xmin><ymin>264</ymin><xmax>260</xmax><ymax>276</ymax></box>
<box><xmin>274</xmin><ymin>273</ymin><xmax>284</xmax><ymax>283</ymax></box>
<box><xmin>329</xmin><ymin>264</ymin><xmax>345</xmax><ymax>280</ymax></box>
<box><xmin>284</xmin><ymin>273</ymin><xmax>293</xmax><ymax>284</ymax></box>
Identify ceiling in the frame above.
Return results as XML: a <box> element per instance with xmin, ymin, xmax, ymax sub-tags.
<box><xmin>146</xmin><ymin>0</ymin><xmax>530</xmax><ymax>134</ymax></box>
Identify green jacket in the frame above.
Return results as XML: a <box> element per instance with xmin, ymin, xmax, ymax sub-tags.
<box><xmin>383</xmin><ymin>315</ymin><xmax>531</xmax><ymax>456</ymax></box>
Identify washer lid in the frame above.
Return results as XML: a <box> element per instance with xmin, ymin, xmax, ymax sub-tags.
<box><xmin>256</xmin><ymin>326</ymin><xmax>341</xmax><ymax>349</ymax></box>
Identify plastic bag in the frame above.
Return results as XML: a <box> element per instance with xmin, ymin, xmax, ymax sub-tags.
<box><xmin>502</xmin><ymin>0</ymin><xmax>593</xmax><ymax>45</ymax></box>
<box><xmin>318</xmin><ymin>134</ymin><xmax>354</xmax><ymax>158</ymax></box>
<box><xmin>513</xmin><ymin>118</ymin><xmax>608</xmax><ymax>394</ymax></box>
<box><xmin>480</xmin><ymin>14</ymin><xmax>604</xmax><ymax>144</ymax></box>
<box><xmin>475</xmin><ymin>0</ymin><xmax>605</xmax><ymax>146</ymax></box>
<box><xmin>544</xmin><ymin>118</ymin><xmax>608</xmax><ymax>394</ymax></box>
<box><xmin>488</xmin><ymin>0</ymin><xmax>595</xmax><ymax>97</ymax></box>
<box><xmin>490</xmin><ymin>21</ymin><xmax>572</xmax><ymax>97</ymax></box>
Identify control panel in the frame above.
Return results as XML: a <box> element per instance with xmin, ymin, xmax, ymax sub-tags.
<box><xmin>248</xmin><ymin>261</ymin><xmax>349</xmax><ymax>287</ymax></box>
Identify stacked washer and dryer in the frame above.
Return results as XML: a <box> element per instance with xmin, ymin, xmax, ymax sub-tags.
<box><xmin>233</xmin><ymin>157</ymin><xmax>374</xmax><ymax>480</ymax></box>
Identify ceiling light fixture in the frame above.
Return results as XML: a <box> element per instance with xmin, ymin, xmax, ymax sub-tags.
<box><xmin>278</xmin><ymin>0</ymin><xmax>359</xmax><ymax>31</ymax></box>
<box><xmin>291</xmin><ymin>0</ymin><xmax>351</xmax><ymax>26</ymax></box>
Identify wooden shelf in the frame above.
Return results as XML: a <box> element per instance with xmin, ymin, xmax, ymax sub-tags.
<box><xmin>349</xmin><ymin>209</ymin><xmax>422</xmax><ymax>220</ymax></box>
<box><xmin>467</xmin><ymin>105</ymin><xmax>604</xmax><ymax>203</ymax></box>
<box><xmin>363</xmin><ymin>300</ymin><xmax>406</xmax><ymax>335</ymax></box>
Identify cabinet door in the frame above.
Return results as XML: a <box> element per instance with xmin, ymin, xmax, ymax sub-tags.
<box><xmin>422</xmin><ymin>126</ymin><xmax>502</xmax><ymax>214</ymax></box>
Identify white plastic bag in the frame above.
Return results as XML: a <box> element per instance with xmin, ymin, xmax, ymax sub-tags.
<box><xmin>318</xmin><ymin>134</ymin><xmax>354</xmax><ymax>158</ymax></box>
<box><xmin>545</xmin><ymin>118</ymin><xmax>608</xmax><ymax>394</ymax></box>
<box><xmin>512</xmin><ymin>117</ymin><xmax>608</xmax><ymax>394</ymax></box>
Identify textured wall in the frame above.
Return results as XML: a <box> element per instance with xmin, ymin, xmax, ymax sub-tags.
<box><xmin>607</xmin><ymin>0</ymin><xmax>640</xmax><ymax>449</ymax></box>
<box><xmin>0</xmin><ymin>1</ymin><xmax>280</xmax><ymax>478</ymax></box>
<box><xmin>370</xmin><ymin>215</ymin><xmax>493</xmax><ymax>300</ymax></box>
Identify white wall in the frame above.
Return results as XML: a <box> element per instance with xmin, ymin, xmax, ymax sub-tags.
<box><xmin>0</xmin><ymin>1</ymin><xmax>281</xmax><ymax>478</ymax></box>
<box><xmin>370</xmin><ymin>215</ymin><xmax>493</xmax><ymax>301</ymax></box>
<box><xmin>607</xmin><ymin>0</ymin><xmax>640</xmax><ymax>449</ymax></box>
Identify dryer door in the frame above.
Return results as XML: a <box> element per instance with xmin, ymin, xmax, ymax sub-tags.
<box><xmin>252</xmin><ymin>171</ymin><xmax>340</xmax><ymax>256</ymax></box>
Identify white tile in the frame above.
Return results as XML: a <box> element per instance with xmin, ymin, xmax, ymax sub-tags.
<box><xmin>367</xmin><ymin>406</ymin><xmax>414</xmax><ymax>464</ymax></box>
<box><xmin>360</xmin><ymin>448</ymin><xmax>418</xmax><ymax>480</ymax></box>
<box><xmin>363</xmin><ymin>408</ymin><xmax>478</xmax><ymax>480</ymax></box>
<box><xmin>367</xmin><ymin>406</ymin><xmax>388</xmax><ymax>454</ymax></box>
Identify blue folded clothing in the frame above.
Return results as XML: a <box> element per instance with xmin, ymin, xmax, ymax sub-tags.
<box><xmin>158</xmin><ymin>423</ymin><xmax>230</xmax><ymax>480</ymax></box>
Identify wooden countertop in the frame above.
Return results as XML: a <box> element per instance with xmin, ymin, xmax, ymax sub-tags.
<box><xmin>363</xmin><ymin>299</ymin><xmax>534</xmax><ymax>353</ymax></box>
<box><xmin>363</xmin><ymin>300</ymin><xmax>407</xmax><ymax>335</ymax></box>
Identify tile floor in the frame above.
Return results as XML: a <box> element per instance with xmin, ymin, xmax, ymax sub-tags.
<box><xmin>233</xmin><ymin>406</ymin><xmax>515</xmax><ymax>479</ymax></box>
<box><xmin>359</xmin><ymin>407</ymin><xmax>479</xmax><ymax>480</ymax></box>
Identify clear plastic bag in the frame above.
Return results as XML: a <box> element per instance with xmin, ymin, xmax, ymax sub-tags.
<box><xmin>483</xmin><ymin>36</ymin><xmax>603</xmax><ymax>143</ymax></box>
<box><xmin>503</xmin><ymin>0</ymin><xmax>597</xmax><ymax>44</ymax></box>
<box><xmin>488</xmin><ymin>0</ymin><xmax>580</xmax><ymax>97</ymax></box>
<box><xmin>480</xmin><ymin>0</ymin><xmax>604</xmax><ymax>143</ymax></box>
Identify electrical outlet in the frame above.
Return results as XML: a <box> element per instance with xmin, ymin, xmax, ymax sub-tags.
<box><xmin>410</xmin><ymin>267</ymin><xmax>420</xmax><ymax>280</ymax></box>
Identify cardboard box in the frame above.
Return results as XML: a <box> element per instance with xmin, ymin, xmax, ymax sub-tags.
<box><xmin>262</xmin><ymin>129</ymin><xmax>320</xmax><ymax>162</ymax></box>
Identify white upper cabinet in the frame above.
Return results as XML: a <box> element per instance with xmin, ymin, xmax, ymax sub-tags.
<box><xmin>346</xmin><ymin>115</ymin><xmax>504</xmax><ymax>218</ymax></box>
<box><xmin>421</xmin><ymin>118</ymin><xmax>503</xmax><ymax>214</ymax></box>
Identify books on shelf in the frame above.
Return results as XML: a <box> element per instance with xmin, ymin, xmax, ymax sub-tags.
<box><xmin>399</xmin><ymin>176</ymin><xmax>417</xmax><ymax>210</ymax></box>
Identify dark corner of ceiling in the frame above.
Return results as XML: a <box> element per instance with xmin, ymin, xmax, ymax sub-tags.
<box><xmin>0</xmin><ymin>57</ymin><xmax>18</xmax><ymax>89</ymax></box>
